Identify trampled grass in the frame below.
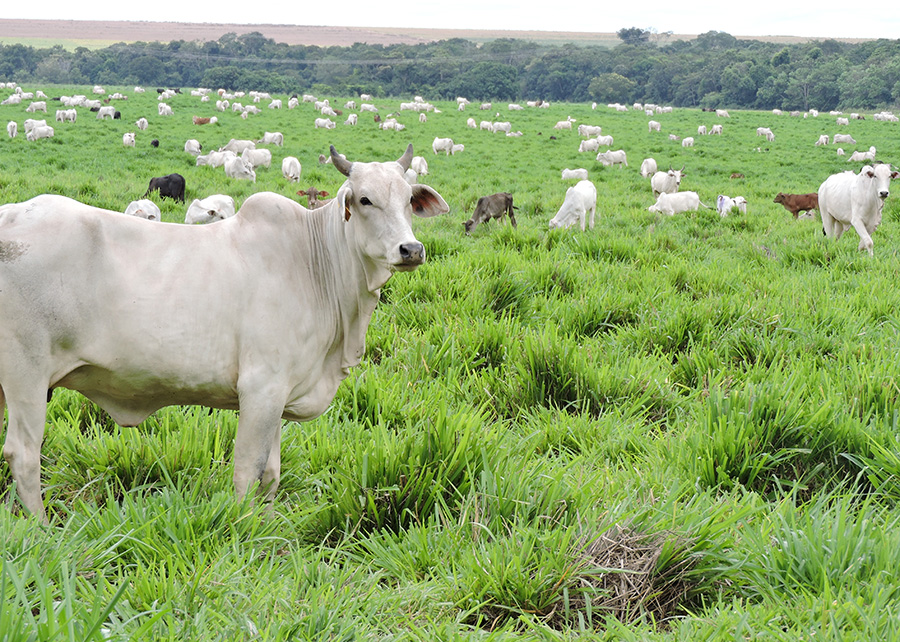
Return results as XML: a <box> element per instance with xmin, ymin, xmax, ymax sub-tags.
<box><xmin>3</xmin><ymin>84</ymin><xmax>900</xmax><ymax>639</ymax></box>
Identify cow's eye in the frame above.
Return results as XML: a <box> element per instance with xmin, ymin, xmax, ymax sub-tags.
<box><xmin>360</xmin><ymin>196</ymin><xmax>372</xmax><ymax>206</ymax></box>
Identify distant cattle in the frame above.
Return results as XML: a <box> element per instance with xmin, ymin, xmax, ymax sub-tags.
<box><xmin>716</xmin><ymin>195</ymin><xmax>748</xmax><ymax>217</ymax></box>
<box><xmin>123</xmin><ymin>199</ymin><xmax>162</xmax><ymax>221</ymax></box>
<box><xmin>648</xmin><ymin>191</ymin><xmax>707</xmax><ymax>215</ymax></box>
<box><xmin>184</xmin><ymin>194</ymin><xmax>237</xmax><ymax>224</ymax></box>
<box><xmin>561</xmin><ymin>168</ymin><xmax>589</xmax><ymax>181</ymax></box>
<box><xmin>596</xmin><ymin>149</ymin><xmax>627</xmax><ymax>167</ymax></box>
<box><xmin>144</xmin><ymin>173</ymin><xmax>186</xmax><ymax>203</ymax></box>
<box><xmin>281</xmin><ymin>156</ymin><xmax>301</xmax><ymax>182</ymax></box>
<box><xmin>432</xmin><ymin>137</ymin><xmax>454</xmax><ymax>155</ymax></box>
<box><xmin>773</xmin><ymin>192</ymin><xmax>819</xmax><ymax>218</ymax></box>
<box><xmin>463</xmin><ymin>192</ymin><xmax>517</xmax><ymax>235</ymax></box>
<box><xmin>640</xmin><ymin>158</ymin><xmax>658</xmax><ymax>178</ymax></box>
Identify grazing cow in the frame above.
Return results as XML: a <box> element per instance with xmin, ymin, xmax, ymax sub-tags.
<box><xmin>124</xmin><ymin>199</ymin><xmax>162</xmax><ymax>221</ymax></box>
<box><xmin>562</xmin><ymin>168</ymin><xmax>589</xmax><ymax>181</ymax></box>
<box><xmin>596</xmin><ymin>149</ymin><xmax>628</xmax><ymax>167</ymax></box>
<box><xmin>196</xmin><ymin>150</ymin><xmax>236</xmax><ymax>168</ymax></box>
<box><xmin>578</xmin><ymin>124</ymin><xmax>603</xmax><ymax>138</ymax></box>
<box><xmin>241</xmin><ymin>148</ymin><xmax>272</xmax><ymax>170</ymax></box>
<box><xmin>710</xmin><ymin>124</ymin><xmax>723</xmax><ymax>135</ymax></box>
<box><xmin>123</xmin><ymin>132</ymin><xmax>136</xmax><ymax>147</ymax></box>
<box><xmin>833</xmin><ymin>134</ymin><xmax>856</xmax><ymax>145</ymax></box>
<box><xmin>432</xmin><ymin>137</ymin><xmax>454</xmax><ymax>155</ymax></box>
<box><xmin>848</xmin><ymin>147</ymin><xmax>877</xmax><ymax>162</ymax></box>
<box><xmin>224</xmin><ymin>156</ymin><xmax>256</xmax><ymax>182</ymax></box>
<box><xmin>184</xmin><ymin>194</ymin><xmax>237</xmax><ymax>224</ymax></box>
<box><xmin>697</xmin><ymin>125</ymin><xmax>707</xmax><ymax>136</ymax></box>
<box><xmin>184</xmin><ymin>139</ymin><xmax>202</xmax><ymax>156</ymax></box>
<box><xmin>682</xmin><ymin>137</ymin><xmax>695</xmax><ymax>148</ymax></box>
<box><xmin>548</xmin><ymin>180</ymin><xmax>597</xmax><ymax>231</ymax></box>
<box><xmin>451</xmin><ymin>144</ymin><xmax>465</xmax><ymax>155</ymax></box>
<box><xmin>756</xmin><ymin>127</ymin><xmax>775</xmax><ymax>142</ymax></box>
<box><xmin>466</xmin><ymin>117</ymin><xmax>477</xmax><ymax>129</ymax></box>
<box><xmin>648</xmin><ymin>120</ymin><xmax>661</xmax><ymax>132</ymax></box>
<box><xmin>773</xmin><ymin>192</ymin><xmax>818</xmax><ymax>218</ymax></box>
<box><xmin>836</xmin><ymin>148</ymin><xmax>845</xmax><ymax>156</ymax></box>
<box><xmin>578</xmin><ymin>138</ymin><xmax>602</xmax><ymax>153</ymax></box>
<box><xmin>136</xmin><ymin>117</ymin><xmax>148</xmax><ymax>131</ymax></box>
<box><xmin>651</xmin><ymin>167</ymin><xmax>685</xmax><ymax>196</ymax></box>
<box><xmin>297</xmin><ymin>187</ymin><xmax>331</xmax><ymax>209</ymax></box>
<box><xmin>716</xmin><ymin>109</ymin><xmax>730</xmax><ymax>118</ymax></box>
<box><xmin>281</xmin><ymin>156</ymin><xmax>301</xmax><ymax>182</ymax></box>
<box><xmin>640</xmin><ymin>158</ymin><xmax>658</xmax><ymax>178</ymax></box>
<box><xmin>491</xmin><ymin>122</ymin><xmax>512</xmax><ymax>134</ymax></box>
<box><xmin>158</xmin><ymin>103</ymin><xmax>173</xmax><ymax>116</ymax></box>
<box><xmin>220</xmin><ymin>139</ymin><xmax>256</xmax><ymax>155</ymax></box>
<box><xmin>818</xmin><ymin>164</ymin><xmax>899</xmax><ymax>256</ymax></box>
<box><xmin>411</xmin><ymin>156</ymin><xmax>428</xmax><ymax>175</ymax></box>
<box><xmin>25</xmin><ymin>101</ymin><xmax>47</xmax><ymax>113</ymax></box>
<box><xmin>26</xmin><ymin>125</ymin><xmax>54</xmax><ymax>141</ymax></box>
<box><xmin>815</xmin><ymin>135</ymin><xmax>829</xmax><ymax>146</ymax></box>
<box><xmin>0</xmin><ymin>145</ymin><xmax>448</xmax><ymax>523</ymax></box>
<box><xmin>837</xmin><ymin>117</ymin><xmax>849</xmax><ymax>126</ymax></box>
<box><xmin>648</xmin><ymin>191</ymin><xmax>707</xmax><ymax>215</ymax></box>
<box><xmin>259</xmin><ymin>131</ymin><xmax>284</xmax><ymax>147</ymax></box>
<box><xmin>463</xmin><ymin>192</ymin><xmax>517</xmax><ymax>234</ymax></box>
<box><xmin>716</xmin><ymin>195</ymin><xmax>748</xmax><ymax>217</ymax></box>
<box><xmin>314</xmin><ymin>118</ymin><xmax>336</xmax><ymax>129</ymax></box>
<box><xmin>553</xmin><ymin>119</ymin><xmax>574</xmax><ymax>131</ymax></box>
<box><xmin>144</xmin><ymin>173</ymin><xmax>186</xmax><ymax>203</ymax></box>
<box><xmin>6</xmin><ymin>121</ymin><xmax>16</xmax><ymax>138</ymax></box>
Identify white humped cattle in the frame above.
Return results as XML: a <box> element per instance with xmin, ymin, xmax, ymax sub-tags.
<box><xmin>548</xmin><ymin>180</ymin><xmax>597</xmax><ymax>231</ymax></box>
<box><xmin>648</xmin><ymin>191</ymin><xmax>706</xmax><ymax>215</ymax></box>
<box><xmin>596</xmin><ymin>149</ymin><xmax>628</xmax><ymax>167</ymax></box>
<box><xmin>818</xmin><ymin>163</ymin><xmax>899</xmax><ymax>255</ymax></box>
<box><xmin>640</xmin><ymin>158</ymin><xmax>658</xmax><ymax>178</ymax></box>
<box><xmin>432</xmin><ymin>137</ymin><xmax>453</xmax><ymax>155</ymax></box>
<box><xmin>184</xmin><ymin>194</ymin><xmax>237</xmax><ymax>224</ymax></box>
<box><xmin>281</xmin><ymin>156</ymin><xmax>301</xmax><ymax>182</ymax></box>
<box><xmin>561</xmin><ymin>168</ymin><xmax>588</xmax><ymax>181</ymax></box>
<box><xmin>0</xmin><ymin>145</ymin><xmax>449</xmax><ymax>523</ymax></box>
<box><xmin>224</xmin><ymin>156</ymin><xmax>256</xmax><ymax>182</ymax></box>
<box><xmin>651</xmin><ymin>168</ymin><xmax>685</xmax><ymax>196</ymax></box>
<box><xmin>124</xmin><ymin>199</ymin><xmax>162</xmax><ymax>221</ymax></box>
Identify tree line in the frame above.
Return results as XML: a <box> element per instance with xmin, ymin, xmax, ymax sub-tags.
<box><xmin>1</xmin><ymin>29</ymin><xmax>899</xmax><ymax>111</ymax></box>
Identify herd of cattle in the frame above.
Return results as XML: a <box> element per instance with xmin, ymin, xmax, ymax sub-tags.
<box><xmin>1</xmin><ymin>80</ymin><xmax>899</xmax><ymax>520</ymax></box>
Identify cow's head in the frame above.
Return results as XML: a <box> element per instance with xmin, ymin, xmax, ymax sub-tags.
<box><xmin>864</xmin><ymin>164</ymin><xmax>899</xmax><ymax>200</ymax></box>
<box><xmin>331</xmin><ymin>145</ymin><xmax>449</xmax><ymax>290</ymax></box>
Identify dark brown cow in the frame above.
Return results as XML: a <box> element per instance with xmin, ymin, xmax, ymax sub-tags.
<box><xmin>773</xmin><ymin>192</ymin><xmax>819</xmax><ymax>218</ymax></box>
<box><xmin>463</xmin><ymin>192</ymin><xmax>517</xmax><ymax>235</ymax></box>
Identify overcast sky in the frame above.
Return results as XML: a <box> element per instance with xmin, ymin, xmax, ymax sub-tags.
<box><xmin>4</xmin><ymin>3</ymin><xmax>897</xmax><ymax>41</ymax></box>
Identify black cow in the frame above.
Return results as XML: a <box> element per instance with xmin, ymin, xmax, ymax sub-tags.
<box><xmin>144</xmin><ymin>173</ymin><xmax>186</xmax><ymax>203</ymax></box>
<box><xmin>463</xmin><ymin>192</ymin><xmax>517</xmax><ymax>235</ymax></box>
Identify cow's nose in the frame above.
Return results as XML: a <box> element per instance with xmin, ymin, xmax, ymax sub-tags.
<box><xmin>399</xmin><ymin>242</ymin><xmax>425</xmax><ymax>264</ymax></box>
<box><xmin>880</xmin><ymin>191</ymin><xmax>890</xmax><ymax>199</ymax></box>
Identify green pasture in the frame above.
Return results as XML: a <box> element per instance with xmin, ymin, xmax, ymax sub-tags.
<box><xmin>2</xmin><ymin>85</ymin><xmax>900</xmax><ymax>640</ymax></box>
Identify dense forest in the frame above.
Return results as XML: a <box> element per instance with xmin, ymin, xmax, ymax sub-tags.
<box><xmin>1</xmin><ymin>29</ymin><xmax>899</xmax><ymax>111</ymax></box>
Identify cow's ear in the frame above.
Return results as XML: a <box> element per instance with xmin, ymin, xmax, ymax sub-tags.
<box><xmin>892</xmin><ymin>172</ymin><xmax>900</xmax><ymax>180</ymax></box>
<box><xmin>337</xmin><ymin>184</ymin><xmax>352</xmax><ymax>221</ymax></box>
<box><xmin>410</xmin><ymin>185</ymin><xmax>450</xmax><ymax>218</ymax></box>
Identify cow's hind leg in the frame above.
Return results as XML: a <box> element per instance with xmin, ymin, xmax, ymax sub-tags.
<box><xmin>1</xmin><ymin>382</ymin><xmax>49</xmax><ymax>523</ymax></box>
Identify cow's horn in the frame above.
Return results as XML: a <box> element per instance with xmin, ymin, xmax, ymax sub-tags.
<box><xmin>396</xmin><ymin>144</ymin><xmax>414</xmax><ymax>172</ymax></box>
<box><xmin>331</xmin><ymin>145</ymin><xmax>352</xmax><ymax>176</ymax></box>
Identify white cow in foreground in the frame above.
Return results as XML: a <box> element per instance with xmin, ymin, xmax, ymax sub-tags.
<box><xmin>818</xmin><ymin>164</ymin><xmax>899</xmax><ymax>256</ymax></box>
<box><xmin>716</xmin><ymin>195</ymin><xmax>748</xmax><ymax>216</ymax></box>
<box><xmin>184</xmin><ymin>194</ymin><xmax>237</xmax><ymax>224</ymax></box>
<box><xmin>548</xmin><ymin>180</ymin><xmax>597</xmax><ymax>231</ymax></box>
<box><xmin>648</xmin><ymin>191</ymin><xmax>707</xmax><ymax>215</ymax></box>
<box><xmin>0</xmin><ymin>144</ymin><xmax>449</xmax><ymax>523</ymax></box>
<box><xmin>123</xmin><ymin>199</ymin><xmax>162</xmax><ymax>221</ymax></box>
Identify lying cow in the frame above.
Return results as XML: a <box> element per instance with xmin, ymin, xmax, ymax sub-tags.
<box><xmin>818</xmin><ymin>163</ymin><xmax>899</xmax><ymax>256</ymax></box>
<box><xmin>144</xmin><ymin>173</ymin><xmax>186</xmax><ymax>203</ymax></box>
<box><xmin>0</xmin><ymin>144</ymin><xmax>449</xmax><ymax>523</ymax></box>
<box><xmin>463</xmin><ymin>192</ymin><xmax>517</xmax><ymax>234</ymax></box>
<box><xmin>648</xmin><ymin>191</ymin><xmax>708</xmax><ymax>215</ymax></box>
<box><xmin>773</xmin><ymin>192</ymin><xmax>818</xmax><ymax>218</ymax></box>
<box><xmin>184</xmin><ymin>194</ymin><xmax>236</xmax><ymax>224</ymax></box>
<box><xmin>123</xmin><ymin>199</ymin><xmax>162</xmax><ymax>221</ymax></box>
<box><xmin>548</xmin><ymin>180</ymin><xmax>597</xmax><ymax>231</ymax></box>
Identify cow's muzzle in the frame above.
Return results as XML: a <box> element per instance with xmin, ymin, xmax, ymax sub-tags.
<box><xmin>398</xmin><ymin>242</ymin><xmax>426</xmax><ymax>266</ymax></box>
<box><xmin>880</xmin><ymin>191</ymin><xmax>890</xmax><ymax>199</ymax></box>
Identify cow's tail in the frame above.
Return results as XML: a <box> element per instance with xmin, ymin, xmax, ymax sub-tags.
<box><xmin>699</xmin><ymin>199</ymin><xmax>714</xmax><ymax>210</ymax></box>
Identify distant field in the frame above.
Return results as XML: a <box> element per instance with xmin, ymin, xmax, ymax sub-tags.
<box><xmin>0</xmin><ymin>19</ymin><xmax>874</xmax><ymax>50</ymax></box>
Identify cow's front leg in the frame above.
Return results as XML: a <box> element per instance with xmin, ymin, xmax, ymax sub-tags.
<box><xmin>851</xmin><ymin>218</ymin><xmax>875</xmax><ymax>255</ymax></box>
<box><xmin>233</xmin><ymin>385</ymin><xmax>286</xmax><ymax>504</ymax></box>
